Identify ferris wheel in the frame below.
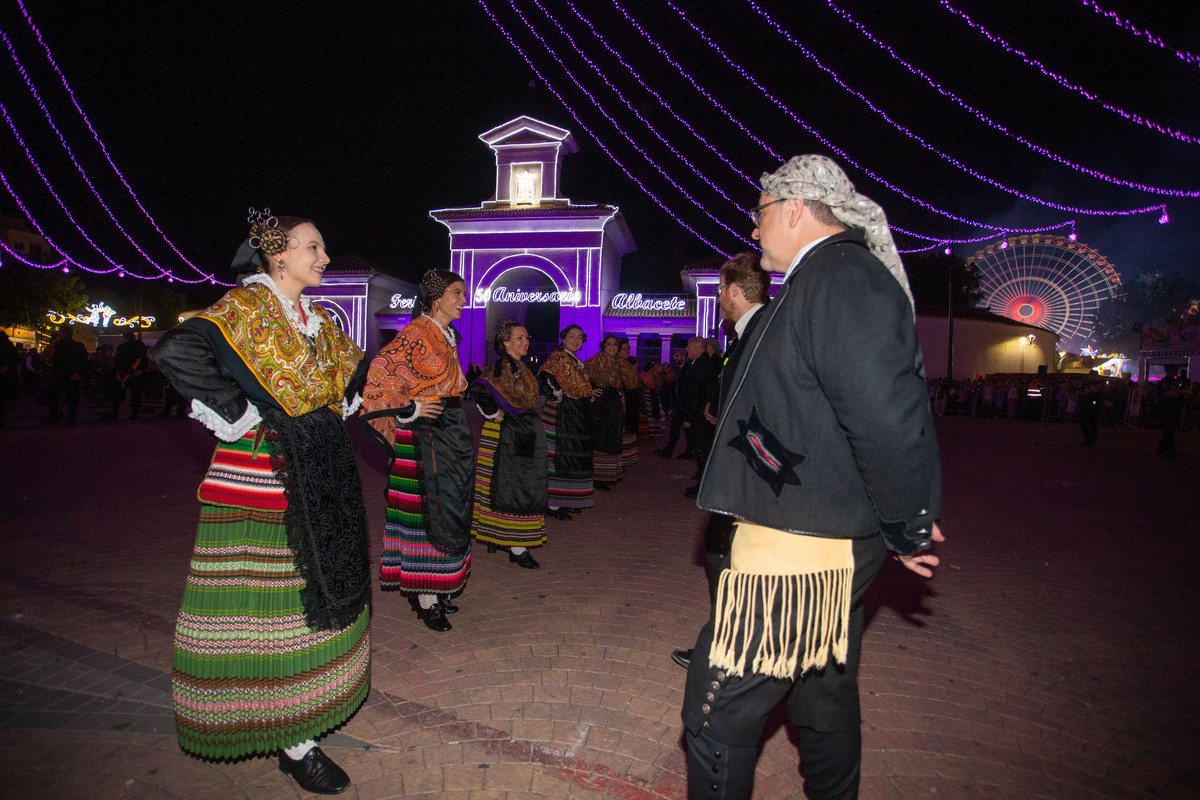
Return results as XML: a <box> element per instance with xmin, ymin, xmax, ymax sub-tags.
<box><xmin>968</xmin><ymin>234</ymin><xmax>1122</xmax><ymax>352</ymax></box>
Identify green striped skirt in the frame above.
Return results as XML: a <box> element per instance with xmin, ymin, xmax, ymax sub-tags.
<box><xmin>172</xmin><ymin>504</ymin><xmax>371</xmax><ymax>759</ymax></box>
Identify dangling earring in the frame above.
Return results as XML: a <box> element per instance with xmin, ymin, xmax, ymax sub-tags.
<box><xmin>277</xmin><ymin>261</ymin><xmax>285</xmax><ymax>277</ymax></box>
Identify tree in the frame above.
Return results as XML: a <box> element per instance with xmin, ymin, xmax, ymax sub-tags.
<box><xmin>0</xmin><ymin>265</ymin><xmax>87</xmax><ymax>332</ymax></box>
<box><xmin>1092</xmin><ymin>271</ymin><xmax>1200</xmax><ymax>355</ymax></box>
<box><xmin>901</xmin><ymin>252</ymin><xmax>985</xmax><ymax>310</ymax></box>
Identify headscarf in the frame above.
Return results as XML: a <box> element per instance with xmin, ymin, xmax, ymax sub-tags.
<box><xmin>760</xmin><ymin>155</ymin><xmax>913</xmax><ymax>310</ymax></box>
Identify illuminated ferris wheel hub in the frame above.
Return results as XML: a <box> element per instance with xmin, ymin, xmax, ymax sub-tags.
<box><xmin>968</xmin><ymin>234</ymin><xmax>1121</xmax><ymax>353</ymax></box>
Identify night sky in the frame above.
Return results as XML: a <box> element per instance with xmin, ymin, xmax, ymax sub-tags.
<box><xmin>2</xmin><ymin>1</ymin><xmax>1198</xmax><ymax>306</ymax></box>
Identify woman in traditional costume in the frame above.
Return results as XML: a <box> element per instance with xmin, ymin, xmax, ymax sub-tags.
<box><xmin>538</xmin><ymin>325</ymin><xmax>595</xmax><ymax>518</ymax></box>
<box><xmin>151</xmin><ymin>211</ymin><xmax>370</xmax><ymax>795</ymax></box>
<box><xmin>361</xmin><ymin>269</ymin><xmax>473</xmax><ymax>633</ymax></box>
<box><xmin>584</xmin><ymin>334</ymin><xmax>625</xmax><ymax>490</ymax></box>
<box><xmin>617</xmin><ymin>339</ymin><xmax>641</xmax><ymax>470</ymax></box>
<box><xmin>469</xmin><ymin>323</ymin><xmax>547</xmax><ymax>569</ymax></box>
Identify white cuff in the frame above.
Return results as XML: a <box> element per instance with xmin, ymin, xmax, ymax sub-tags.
<box><xmin>342</xmin><ymin>393</ymin><xmax>363</xmax><ymax>419</ymax></box>
<box><xmin>395</xmin><ymin>400</ymin><xmax>421</xmax><ymax>425</ymax></box>
<box><xmin>189</xmin><ymin>399</ymin><xmax>261</xmax><ymax>442</ymax></box>
<box><xmin>481</xmin><ymin>407</ymin><xmax>502</xmax><ymax>420</ymax></box>
<box><xmin>553</xmin><ymin>389</ymin><xmax>563</xmax><ymax>400</ymax></box>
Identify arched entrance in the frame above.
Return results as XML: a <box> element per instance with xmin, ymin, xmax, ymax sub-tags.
<box><xmin>483</xmin><ymin>267</ymin><xmax>561</xmax><ymax>368</ymax></box>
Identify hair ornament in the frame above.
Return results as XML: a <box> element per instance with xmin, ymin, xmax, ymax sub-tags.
<box><xmin>422</xmin><ymin>269</ymin><xmax>447</xmax><ymax>303</ymax></box>
<box><xmin>245</xmin><ymin>207</ymin><xmax>290</xmax><ymax>257</ymax></box>
<box><xmin>493</xmin><ymin>319</ymin><xmax>520</xmax><ymax>355</ymax></box>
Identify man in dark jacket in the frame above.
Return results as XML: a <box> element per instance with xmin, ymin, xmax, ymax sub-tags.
<box><xmin>673</xmin><ymin>252</ymin><xmax>771</xmax><ymax>667</ymax></box>
<box><xmin>46</xmin><ymin>326</ymin><xmax>88</xmax><ymax>424</ymax></box>
<box><xmin>110</xmin><ymin>330</ymin><xmax>148</xmax><ymax>420</ymax></box>
<box><xmin>680</xmin><ymin>337</ymin><xmax>718</xmax><ymax>497</ymax></box>
<box><xmin>682</xmin><ymin>155</ymin><xmax>944</xmax><ymax>800</ymax></box>
<box><xmin>656</xmin><ymin>350</ymin><xmax>693</xmax><ymax>459</ymax></box>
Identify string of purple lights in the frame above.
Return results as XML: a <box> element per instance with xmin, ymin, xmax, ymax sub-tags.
<box><xmin>937</xmin><ymin>0</ymin><xmax>1199</xmax><ymax>146</ymax></box>
<box><xmin>659</xmin><ymin>0</ymin><xmax>1172</xmax><ymax>219</ymax></box>
<box><xmin>751</xmin><ymin>0</ymin><xmax>1198</xmax><ymax>197</ymax></box>
<box><xmin>558</xmin><ymin>0</ymin><xmax>761</xmax><ymax>188</ymax></box>
<box><xmin>14</xmin><ymin>0</ymin><xmax>221</xmax><ymax>284</ymax></box>
<box><xmin>510</xmin><ymin>0</ymin><xmax>754</xmax><ymax>246</ymax></box>
<box><xmin>0</xmin><ymin>165</ymin><xmax>111</xmax><ymax>275</ymax></box>
<box><xmin>0</xmin><ymin>26</ymin><xmax>217</xmax><ymax>285</ymax></box>
<box><xmin>1</xmin><ymin>103</ymin><xmax>134</xmax><ymax>276</ymax></box>
<box><xmin>607</xmin><ymin>0</ymin><xmax>1149</xmax><ymax>237</ymax></box>
<box><xmin>529</xmin><ymin>0</ymin><xmax>756</xmax><ymax>217</ymax></box>
<box><xmin>1079</xmin><ymin>1</ymin><xmax>1200</xmax><ymax>69</ymax></box>
<box><xmin>478</xmin><ymin>0</ymin><xmax>732</xmax><ymax>258</ymax></box>
<box><xmin>504</xmin><ymin>0</ymin><xmax>1089</xmax><ymax>253</ymax></box>
<box><xmin>558</xmin><ymin>0</ymin><xmax>1078</xmax><ymax>250</ymax></box>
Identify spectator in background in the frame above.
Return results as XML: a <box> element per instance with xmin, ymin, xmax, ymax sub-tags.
<box><xmin>0</xmin><ymin>331</ymin><xmax>18</xmax><ymax>428</ymax></box>
<box><xmin>45</xmin><ymin>325</ymin><xmax>88</xmax><ymax>425</ymax></box>
<box><xmin>110</xmin><ymin>330</ymin><xmax>148</xmax><ymax>420</ymax></box>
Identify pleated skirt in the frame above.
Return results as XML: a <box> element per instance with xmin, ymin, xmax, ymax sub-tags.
<box><xmin>541</xmin><ymin>397</ymin><xmax>595</xmax><ymax>509</ymax></box>
<box><xmin>472</xmin><ymin>419</ymin><xmax>547</xmax><ymax>548</ymax></box>
<box><xmin>382</xmin><ymin>428</ymin><xmax>471</xmax><ymax>593</ymax></box>
<box><xmin>594</xmin><ymin>451</ymin><xmax>622</xmax><ymax>484</ymax></box>
<box><xmin>172</xmin><ymin>504</ymin><xmax>371</xmax><ymax>759</ymax></box>
<box><xmin>620</xmin><ymin>431</ymin><xmax>639</xmax><ymax>470</ymax></box>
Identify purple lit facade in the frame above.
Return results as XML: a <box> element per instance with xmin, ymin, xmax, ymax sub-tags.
<box><xmin>429</xmin><ymin>116</ymin><xmax>636</xmax><ymax>367</ymax></box>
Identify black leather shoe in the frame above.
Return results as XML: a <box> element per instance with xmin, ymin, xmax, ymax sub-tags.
<box><xmin>567</xmin><ymin>507</ymin><xmax>582</xmax><ymax>514</ymax></box>
<box><xmin>419</xmin><ymin>604</ymin><xmax>451</xmax><ymax>632</ymax></box>
<box><xmin>510</xmin><ymin>550</ymin><xmax>541</xmax><ymax>569</ymax></box>
<box><xmin>683</xmin><ymin>484</ymin><xmax>699</xmax><ymax>498</ymax></box>
<box><xmin>595</xmin><ymin>483</ymin><xmax>612</xmax><ymax>491</ymax></box>
<box><xmin>654</xmin><ymin>448</ymin><xmax>671</xmax><ymax>458</ymax></box>
<box><xmin>671</xmin><ymin>648</ymin><xmax>692</xmax><ymax>669</ymax></box>
<box><xmin>547</xmin><ymin>507</ymin><xmax>572</xmax><ymax>520</ymax></box>
<box><xmin>440</xmin><ymin>595</ymin><xmax>459</xmax><ymax>614</ymax></box>
<box><xmin>278</xmin><ymin>747</ymin><xmax>351</xmax><ymax>795</ymax></box>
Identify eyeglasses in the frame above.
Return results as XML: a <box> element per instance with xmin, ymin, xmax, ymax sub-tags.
<box><xmin>748</xmin><ymin>198</ymin><xmax>786</xmax><ymax>227</ymax></box>
<box><xmin>716</xmin><ymin>283</ymin><xmax>727</xmax><ymax>295</ymax></box>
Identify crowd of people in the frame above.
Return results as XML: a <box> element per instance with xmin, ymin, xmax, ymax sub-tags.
<box><xmin>928</xmin><ymin>372</ymin><xmax>1198</xmax><ymax>455</ymax></box>
<box><xmin>0</xmin><ymin>326</ymin><xmax>187</xmax><ymax>426</ymax></box>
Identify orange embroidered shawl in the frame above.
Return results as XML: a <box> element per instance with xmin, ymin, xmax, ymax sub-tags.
<box><xmin>362</xmin><ymin>314</ymin><xmax>466</xmax><ymax>440</ymax></box>
<box><xmin>619</xmin><ymin>358</ymin><xmax>641</xmax><ymax>389</ymax></box>
<box><xmin>584</xmin><ymin>352</ymin><xmax>624</xmax><ymax>389</ymax></box>
<box><xmin>539</xmin><ymin>350</ymin><xmax>592</xmax><ymax>399</ymax></box>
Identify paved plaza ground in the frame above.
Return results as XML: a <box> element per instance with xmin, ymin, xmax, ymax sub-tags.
<box><xmin>0</xmin><ymin>395</ymin><xmax>1197</xmax><ymax>799</ymax></box>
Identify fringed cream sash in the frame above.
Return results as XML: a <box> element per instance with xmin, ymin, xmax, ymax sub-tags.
<box><xmin>708</xmin><ymin>523</ymin><xmax>854</xmax><ymax>679</ymax></box>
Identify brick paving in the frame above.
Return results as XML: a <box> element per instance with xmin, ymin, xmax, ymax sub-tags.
<box><xmin>1</xmin><ymin>392</ymin><xmax>1198</xmax><ymax>799</ymax></box>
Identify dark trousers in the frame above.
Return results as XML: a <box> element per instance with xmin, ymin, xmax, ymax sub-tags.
<box><xmin>47</xmin><ymin>375</ymin><xmax>80</xmax><ymax>422</ymax></box>
<box><xmin>702</xmin><ymin>514</ymin><xmax>734</xmax><ymax>604</ymax></box>
<box><xmin>683</xmin><ymin>535</ymin><xmax>886</xmax><ymax>800</ymax></box>
<box><xmin>1079</xmin><ymin>408</ymin><xmax>1099</xmax><ymax>445</ymax></box>
<box><xmin>112</xmin><ymin>375</ymin><xmax>143</xmax><ymax>419</ymax></box>
<box><xmin>662</xmin><ymin>409</ymin><xmax>692</xmax><ymax>456</ymax></box>
<box><xmin>693</xmin><ymin>418</ymin><xmax>716</xmax><ymax>470</ymax></box>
